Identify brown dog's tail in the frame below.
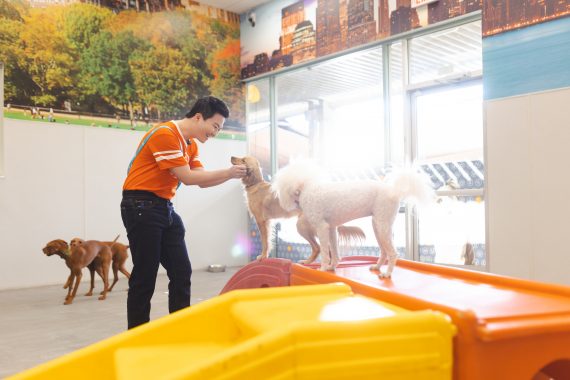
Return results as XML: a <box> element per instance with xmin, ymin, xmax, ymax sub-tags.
<box><xmin>109</xmin><ymin>234</ymin><xmax>120</xmax><ymax>248</ymax></box>
<box><xmin>337</xmin><ymin>225</ymin><xmax>366</xmax><ymax>247</ymax></box>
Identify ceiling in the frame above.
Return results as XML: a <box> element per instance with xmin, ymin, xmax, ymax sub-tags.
<box><xmin>196</xmin><ymin>0</ymin><xmax>271</xmax><ymax>14</ymax></box>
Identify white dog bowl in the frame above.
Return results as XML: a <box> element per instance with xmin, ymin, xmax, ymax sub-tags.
<box><xmin>207</xmin><ymin>264</ymin><xmax>226</xmax><ymax>273</ymax></box>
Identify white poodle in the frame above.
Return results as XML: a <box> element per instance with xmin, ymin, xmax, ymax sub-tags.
<box><xmin>272</xmin><ymin>160</ymin><xmax>434</xmax><ymax>278</ymax></box>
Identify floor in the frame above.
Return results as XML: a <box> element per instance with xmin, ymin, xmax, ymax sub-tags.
<box><xmin>0</xmin><ymin>267</ymin><xmax>240</xmax><ymax>378</ymax></box>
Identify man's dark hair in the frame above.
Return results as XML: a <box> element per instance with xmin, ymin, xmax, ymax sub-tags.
<box><xmin>185</xmin><ymin>96</ymin><xmax>229</xmax><ymax>119</ymax></box>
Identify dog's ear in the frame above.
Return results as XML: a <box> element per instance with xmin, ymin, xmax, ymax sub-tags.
<box><xmin>51</xmin><ymin>239</ymin><xmax>69</xmax><ymax>250</ymax></box>
<box><xmin>230</xmin><ymin>156</ymin><xmax>242</xmax><ymax>165</ymax></box>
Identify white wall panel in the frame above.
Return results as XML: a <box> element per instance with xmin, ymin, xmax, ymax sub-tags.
<box><xmin>527</xmin><ymin>89</ymin><xmax>570</xmax><ymax>284</ymax></box>
<box><xmin>485</xmin><ymin>86</ymin><xmax>570</xmax><ymax>284</ymax></box>
<box><xmin>0</xmin><ymin>120</ymin><xmax>248</xmax><ymax>290</ymax></box>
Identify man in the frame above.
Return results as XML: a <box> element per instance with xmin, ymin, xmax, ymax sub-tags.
<box><xmin>121</xmin><ymin>96</ymin><xmax>246</xmax><ymax>329</ymax></box>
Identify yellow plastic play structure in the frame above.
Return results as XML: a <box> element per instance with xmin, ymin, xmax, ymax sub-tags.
<box><xmin>10</xmin><ymin>283</ymin><xmax>455</xmax><ymax>380</ymax></box>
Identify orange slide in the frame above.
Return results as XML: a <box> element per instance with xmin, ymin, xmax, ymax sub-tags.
<box><xmin>222</xmin><ymin>256</ymin><xmax>570</xmax><ymax>379</ymax></box>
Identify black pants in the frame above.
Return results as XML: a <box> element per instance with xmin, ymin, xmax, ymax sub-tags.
<box><xmin>121</xmin><ymin>190</ymin><xmax>192</xmax><ymax>329</ymax></box>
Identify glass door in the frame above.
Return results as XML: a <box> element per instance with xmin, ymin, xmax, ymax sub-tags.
<box><xmin>411</xmin><ymin>81</ymin><xmax>485</xmax><ymax>268</ymax></box>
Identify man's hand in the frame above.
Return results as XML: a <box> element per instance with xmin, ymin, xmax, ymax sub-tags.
<box><xmin>229</xmin><ymin>164</ymin><xmax>247</xmax><ymax>179</ymax></box>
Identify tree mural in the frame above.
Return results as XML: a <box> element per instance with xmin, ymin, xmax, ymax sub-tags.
<box><xmin>0</xmin><ymin>2</ymin><xmax>244</xmax><ymax>128</ymax></box>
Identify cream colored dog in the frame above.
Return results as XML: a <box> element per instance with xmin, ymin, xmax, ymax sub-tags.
<box><xmin>273</xmin><ymin>161</ymin><xmax>433</xmax><ymax>277</ymax></box>
<box><xmin>231</xmin><ymin>156</ymin><xmax>365</xmax><ymax>262</ymax></box>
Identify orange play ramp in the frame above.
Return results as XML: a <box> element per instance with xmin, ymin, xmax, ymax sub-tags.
<box><xmin>225</xmin><ymin>256</ymin><xmax>570</xmax><ymax>379</ymax></box>
<box><xmin>220</xmin><ymin>258</ymin><xmax>291</xmax><ymax>293</ymax></box>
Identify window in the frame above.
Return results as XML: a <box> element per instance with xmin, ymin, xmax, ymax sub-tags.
<box><xmin>275</xmin><ymin>47</ymin><xmax>384</xmax><ymax>171</ymax></box>
<box><xmin>244</xmin><ymin>19</ymin><xmax>485</xmax><ymax>268</ymax></box>
<box><xmin>246</xmin><ymin>79</ymin><xmax>271</xmax><ymax>178</ymax></box>
<box><xmin>412</xmin><ymin>82</ymin><xmax>485</xmax><ymax>266</ymax></box>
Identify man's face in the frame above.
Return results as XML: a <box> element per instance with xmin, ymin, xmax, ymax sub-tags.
<box><xmin>199</xmin><ymin>113</ymin><xmax>225</xmax><ymax>142</ymax></box>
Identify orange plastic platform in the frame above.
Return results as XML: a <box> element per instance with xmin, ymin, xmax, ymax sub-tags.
<box><xmin>224</xmin><ymin>256</ymin><xmax>570</xmax><ymax>379</ymax></box>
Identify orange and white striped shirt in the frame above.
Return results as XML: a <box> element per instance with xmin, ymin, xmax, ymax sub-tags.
<box><xmin>123</xmin><ymin>121</ymin><xmax>203</xmax><ymax>199</ymax></box>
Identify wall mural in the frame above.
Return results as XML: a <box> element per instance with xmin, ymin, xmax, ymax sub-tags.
<box><xmin>483</xmin><ymin>0</ymin><xmax>570</xmax><ymax>37</ymax></box>
<box><xmin>0</xmin><ymin>0</ymin><xmax>244</xmax><ymax>132</ymax></box>
<box><xmin>240</xmin><ymin>0</ymin><xmax>482</xmax><ymax>80</ymax></box>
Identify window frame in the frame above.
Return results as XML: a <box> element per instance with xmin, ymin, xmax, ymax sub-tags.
<box><xmin>243</xmin><ymin>12</ymin><xmax>485</xmax><ymax>269</ymax></box>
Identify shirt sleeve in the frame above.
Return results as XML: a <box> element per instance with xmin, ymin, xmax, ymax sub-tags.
<box><xmin>188</xmin><ymin>138</ymin><xmax>204</xmax><ymax>170</ymax></box>
<box><xmin>146</xmin><ymin>129</ymin><xmax>188</xmax><ymax>170</ymax></box>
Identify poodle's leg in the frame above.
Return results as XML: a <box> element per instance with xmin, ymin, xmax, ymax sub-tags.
<box><xmin>370</xmin><ymin>218</ymin><xmax>387</xmax><ymax>272</ymax></box>
<box><xmin>328</xmin><ymin>227</ymin><xmax>340</xmax><ymax>270</ymax></box>
<box><xmin>371</xmin><ymin>249</ymin><xmax>388</xmax><ymax>273</ymax></box>
<box><xmin>378</xmin><ymin>234</ymin><xmax>398</xmax><ymax>279</ymax></box>
<box><xmin>371</xmin><ymin>201</ymin><xmax>400</xmax><ymax>278</ymax></box>
<box><xmin>296</xmin><ymin>216</ymin><xmax>320</xmax><ymax>264</ymax></box>
<box><xmin>316</xmin><ymin>223</ymin><xmax>332</xmax><ymax>271</ymax></box>
<box><xmin>372</xmin><ymin>218</ymin><xmax>399</xmax><ymax>278</ymax></box>
<box><xmin>256</xmin><ymin>218</ymin><xmax>270</xmax><ymax>260</ymax></box>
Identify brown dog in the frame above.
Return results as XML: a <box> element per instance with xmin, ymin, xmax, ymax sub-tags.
<box><xmin>231</xmin><ymin>156</ymin><xmax>365</xmax><ymax>263</ymax></box>
<box><xmin>68</xmin><ymin>238</ymin><xmax>112</xmax><ymax>301</ymax></box>
<box><xmin>43</xmin><ymin>239</ymin><xmax>112</xmax><ymax>305</ymax></box>
<box><xmin>103</xmin><ymin>235</ymin><xmax>131</xmax><ymax>291</ymax></box>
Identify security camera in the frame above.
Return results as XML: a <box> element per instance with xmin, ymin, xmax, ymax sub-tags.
<box><xmin>248</xmin><ymin>12</ymin><xmax>256</xmax><ymax>27</ymax></box>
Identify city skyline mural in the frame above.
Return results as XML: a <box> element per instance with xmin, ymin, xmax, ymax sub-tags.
<box><xmin>240</xmin><ymin>0</ymin><xmax>482</xmax><ymax>79</ymax></box>
<box><xmin>483</xmin><ymin>0</ymin><xmax>570</xmax><ymax>37</ymax></box>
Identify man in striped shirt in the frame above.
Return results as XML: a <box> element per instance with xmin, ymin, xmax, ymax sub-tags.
<box><xmin>121</xmin><ymin>96</ymin><xmax>246</xmax><ymax>329</ymax></box>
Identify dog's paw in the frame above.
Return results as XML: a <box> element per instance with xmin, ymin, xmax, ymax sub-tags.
<box><xmin>84</xmin><ymin>291</ymin><xmax>93</xmax><ymax>296</ymax></box>
<box><xmin>256</xmin><ymin>255</ymin><xmax>267</xmax><ymax>261</ymax></box>
<box><xmin>299</xmin><ymin>259</ymin><xmax>313</xmax><ymax>265</ymax></box>
<box><xmin>63</xmin><ymin>299</ymin><xmax>73</xmax><ymax>305</ymax></box>
<box><xmin>369</xmin><ymin>264</ymin><xmax>380</xmax><ymax>271</ymax></box>
<box><xmin>98</xmin><ymin>295</ymin><xmax>106</xmax><ymax>300</ymax></box>
<box><xmin>378</xmin><ymin>272</ymin><xmax>392</xmax><ymax>279</ymax></box>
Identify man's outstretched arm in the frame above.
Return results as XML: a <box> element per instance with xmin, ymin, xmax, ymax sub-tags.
<box><xmin>170</xmin><ymin>164</ymin><xmax>246</xmax><ymax>188</ymax></box>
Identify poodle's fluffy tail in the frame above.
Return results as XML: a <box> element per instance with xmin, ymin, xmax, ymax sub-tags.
<box><xmin>388</xmin><ymin>168</ymin><xmax>435</xmax><ymax>206</ymax></box>
<box><xmin>271</xmin><ymin>159</ymin><xmax>325</xmax><ymax>211</ymax></box>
